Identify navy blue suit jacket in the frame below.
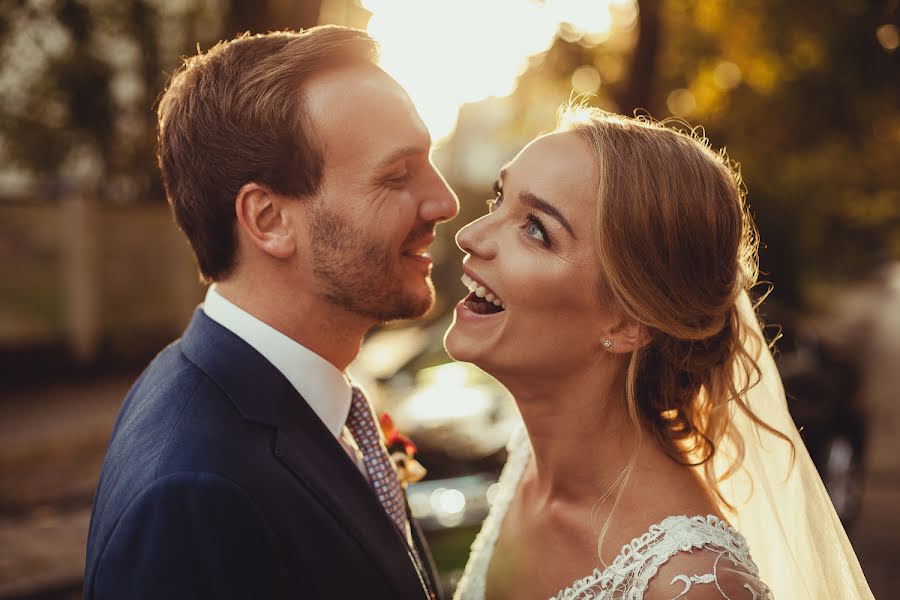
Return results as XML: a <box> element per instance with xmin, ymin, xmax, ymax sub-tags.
<box><xmin>84</xmin><ymin>308</ymin><xmax>440</xmax><ymax>599</ymax></box>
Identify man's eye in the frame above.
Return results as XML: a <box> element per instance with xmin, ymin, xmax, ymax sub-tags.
<box><xmin>386</xmin><ymin>172</ymin><xmax>409</xmax><ymax>185</ymax></box>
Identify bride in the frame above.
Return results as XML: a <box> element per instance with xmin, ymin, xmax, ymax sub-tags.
<box><xmin>444</xmin><ymin>106</ymin><xmax>874</xmax><ymax>599</ymax></box>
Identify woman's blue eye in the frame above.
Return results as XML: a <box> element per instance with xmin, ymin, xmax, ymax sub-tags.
<box><xmin>524</xmin><ymin>220</ymin><xmax>545</xmax><ymax>242</ymax></box>
<box><xmin>524</xmin><ymin>213</ymin><xmax>551</xmax><ymax>247</ymax></box>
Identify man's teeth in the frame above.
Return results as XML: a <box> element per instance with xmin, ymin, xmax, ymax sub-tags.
<box><xmin>461</xmin><ymin>273</ymin><xmax>506</xmax><ymax>309</ymax></box>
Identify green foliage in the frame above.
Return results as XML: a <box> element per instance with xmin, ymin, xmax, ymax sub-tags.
<box><xmin>0</xmin><ymin>0</ymin><xmax>319</xmax><ymax>201</ymax></box>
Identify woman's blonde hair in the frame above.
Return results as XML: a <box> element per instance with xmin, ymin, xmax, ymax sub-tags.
<box><xmin>557</xmin><ymin>105</ymin><xmax>792</xmax><ymax>558</ymax></box>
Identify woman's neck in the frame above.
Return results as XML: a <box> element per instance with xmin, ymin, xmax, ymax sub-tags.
<box><xmin>497</xmin><ymin>357</ymin><xmax>655</xmax><ymax>504</ymax></box>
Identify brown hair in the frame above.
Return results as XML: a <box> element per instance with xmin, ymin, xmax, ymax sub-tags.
<box><xmin>156</xmin><ymin>26</ymin><xmax>378</xmax><ymax>282</ymax></box>
<box><xmin>557</xmin><ymin>106</ymin><xmax>792</xmax><ymax>552</ymax></box>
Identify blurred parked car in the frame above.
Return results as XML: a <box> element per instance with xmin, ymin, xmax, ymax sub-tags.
<box><xmin>393</xmin><ymin>362</ymin><xmax>516</xmax><ymax>532</ymax></box>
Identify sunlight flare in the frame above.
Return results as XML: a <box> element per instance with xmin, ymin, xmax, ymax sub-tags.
<box><xmin>362</xmin><ymin>0</ymin><xmax>622</xmax><ymax>140</ymax></box>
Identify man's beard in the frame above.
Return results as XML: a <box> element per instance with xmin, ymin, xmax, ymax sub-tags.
<box><xmin>309</xmin><ymin>205</ymin><xmax>433</xmax><ymax>322</ymax></box>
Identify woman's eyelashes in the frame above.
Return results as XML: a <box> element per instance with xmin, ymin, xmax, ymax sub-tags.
<box><xmin>485</xmin><ymin>184</ymin><xmax>552</xmax><ymax>248</ymax></box>
<box><xmin>487</xmin><ymin>179</ymin><xmax>504</xmax><ymax>212</ymax></box>
<box><xmin>524</xmin><ymin>212</ymin><xmax>551</xmax><ymax>247</ymax></box>
<box><xmin>486</xmin><ymin>191</ymin><xmax>503</xmax><ymax>212</ymax></box>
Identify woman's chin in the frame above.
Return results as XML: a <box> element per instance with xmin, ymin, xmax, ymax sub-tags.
<box><xmin>442</xmin><ymin>325</ymin><xmax>467</xmax><ymax>361</ymax></box>
<box><xmin>443</xmin><ymin>322</ymin><xmax>485</xmax><ymax>364</ymax></box>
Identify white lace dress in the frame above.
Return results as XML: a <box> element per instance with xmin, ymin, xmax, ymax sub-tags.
<box><xmin>453</xmin><ymin>426</ymin><xmax>773</xmax><ymax>600</ymax></box>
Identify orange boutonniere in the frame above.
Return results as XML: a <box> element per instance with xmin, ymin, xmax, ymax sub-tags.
<box><xmin>379</xmin><ymin>412</ymin><xmax>426</xmax><ymax>486</ymax></box>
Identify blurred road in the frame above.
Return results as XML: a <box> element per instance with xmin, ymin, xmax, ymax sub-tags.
<box><xmin>0</xmin><ymin>377</ymin><xmax>129</xmax><ymax>599</ymax></box>
<box><xmin>0</xmin><ymin>364</ymin><xmax>897</xmax><ymax>599</ymax></box>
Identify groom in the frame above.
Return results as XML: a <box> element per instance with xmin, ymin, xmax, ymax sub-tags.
<box><xmin>83</xmin><ymin>26</ymin><xmax>458</xmax><ymax>599</ymax></box>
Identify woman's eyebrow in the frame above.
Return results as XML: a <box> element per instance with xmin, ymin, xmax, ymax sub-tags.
<box><xmin>499</xmin><ymin>167</ymin><xmax>577</xmax><ymax>238</ymax></box>
<box><xmin>519</xmin><ymin>190</ymin><xmax>577</xmax><ymax>239</ymax></box>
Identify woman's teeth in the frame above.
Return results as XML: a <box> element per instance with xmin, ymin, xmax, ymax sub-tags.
<box><xmin>461</xmin><ymin>273</ymin><xmax>506</xmax><ymax>309</ymax></box>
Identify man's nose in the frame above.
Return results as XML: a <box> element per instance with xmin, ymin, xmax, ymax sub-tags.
<box><xmin>419</xmin><ymin>166</ymin><xmax>459</xmax><ymax>224</ymax></box>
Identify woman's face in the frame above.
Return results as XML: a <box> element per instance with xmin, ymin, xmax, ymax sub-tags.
<box><xmin>444</xmin><ymin>131</ymin><xmax>615</xmax><ymax>378</ymax></box>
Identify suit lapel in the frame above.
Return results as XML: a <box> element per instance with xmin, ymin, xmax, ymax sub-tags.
<box><xmin>408</xmin><ymin>503</ymin><xmax>443</xmax><ymax>600</ymax></box>
<box><xmin>180</xmin><ymin>309</ymin><xmax>430</xmax><ymax>599</ymax></box>
<box><xmin>273</xmin><ymin>409</ymin><xmax>433</xmax><ymax>599</ymax></box>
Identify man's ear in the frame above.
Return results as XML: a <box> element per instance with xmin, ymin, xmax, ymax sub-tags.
<box><xmin>604</xmin><ymin>317</ymin><xmax>652</xmax><ymax>354</ymax></box>
<box><xmin>234</xmin><ymin>183</ymin><xmax>296</xmax><ymax>259</ymax></box>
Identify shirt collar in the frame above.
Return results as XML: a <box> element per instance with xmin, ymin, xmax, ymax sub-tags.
<box><xmin>201</xmin><ymin>285</ymin><xmax>352</xmax><ymax>439</ymax></box>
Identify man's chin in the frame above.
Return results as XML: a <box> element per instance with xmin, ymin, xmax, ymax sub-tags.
<box><xmin>403</xmin><ymin>274</ymin><xmax>435</xmax><ymax>312</ymax></box>
<box><xmin>391</xmin><ymin>290</ymin><xmax>433</xmax><ymax>321</ymax></box>
<box><xmin>369</xmin><ymin>281</ymin><xmax>433</xmax><ymax>323</ymax></box>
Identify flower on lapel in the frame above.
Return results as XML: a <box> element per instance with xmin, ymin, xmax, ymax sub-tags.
<box><xmin>379</xmin><ymin>412</ymin><xmax>426</xmax><ymax>486</ymax></box>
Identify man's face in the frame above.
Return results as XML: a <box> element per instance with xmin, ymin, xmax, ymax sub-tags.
<box><xmin>302</xmin><ymin>65</ymin><xmax>459</xmax><ymax>322</ymax></box>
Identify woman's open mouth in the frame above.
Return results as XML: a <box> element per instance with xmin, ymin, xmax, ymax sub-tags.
<box><xmin>461</xmin><ymin>273</ymin><xmax>506</xmax><ymax>315</ymax></box>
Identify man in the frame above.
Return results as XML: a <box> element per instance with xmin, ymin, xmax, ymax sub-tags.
<box><xmin>83</xmin><ymin>26</ymin><xmax>458</xmax><ymax>599</ymax></box>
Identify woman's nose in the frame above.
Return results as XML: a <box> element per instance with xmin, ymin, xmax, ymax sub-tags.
<box><xmin>455</xmin><ymin>215</ymin><xmax>498</xmax><ymax>259</ymax></box>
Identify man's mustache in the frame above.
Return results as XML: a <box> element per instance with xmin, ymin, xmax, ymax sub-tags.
<box><xmin>402</xmin><ymin>223</ymin><xmax>437</xmax><ymax>251</ymax></box>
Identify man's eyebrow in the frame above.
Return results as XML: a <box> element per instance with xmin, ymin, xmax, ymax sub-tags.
<box><xmin>519</xmin><ymin>190</ymin><xmax>577</xmax><ymax>239</ymax></box>
<box><xmin>376</xmin><ymin>145</ymin><xmax>429</xmax><ymax>171</ymax></box>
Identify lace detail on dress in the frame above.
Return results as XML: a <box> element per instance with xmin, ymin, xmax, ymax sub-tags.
<box><xmin>551</xmin><ymin>514</ymin><xmax>771</xmax><ymax>600</ymax></box>
<box><xmin>453</xmin><ymin>425</ymin><xmax>772</xmax><ymax>600</ymax></box>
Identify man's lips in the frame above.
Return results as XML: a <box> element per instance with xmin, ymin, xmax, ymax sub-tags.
<box><xmin>402</xmin><ymin>235</ymin><xmax>436</xmax><ymax>256</ymax></box>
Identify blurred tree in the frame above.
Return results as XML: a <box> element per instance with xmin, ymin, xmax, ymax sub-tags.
<box><xmin>225</xmin><ymin>0</ymin><xmax>322</xmax><ymax>38</ymax></box>
<box><xmin>653</xmin><ymin>0</ymin><xmax>900</xmax><ymax>307</ymax></box>
<box><xmin>0</xmin><ymin>0</ymin><xmax>217</xmax><ymax>201</ymax></box>
<box><xmin>122</xmin><ymin>0</ymin><xmax>164</xmax><ymax>202</ymax></box>
<box><xmin>0</xmin><ymin>0</ymin><xmax>326</xmax><ymax>203</ymax></box>
<box><xmin>615</xmin><ymin>0</ymin><xmax>661</xmax><ymax>113</ymax></box>
<box><xmin>0</xmin><ymin>0</ymin><xmax>115</xmax><ymax>191</ymax></box>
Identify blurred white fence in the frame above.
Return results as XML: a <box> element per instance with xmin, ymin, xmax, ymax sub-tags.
<box><xmin>0</xmin><ymin>196</ymin><xmax>204</xmax><ymax>364</ymax></box>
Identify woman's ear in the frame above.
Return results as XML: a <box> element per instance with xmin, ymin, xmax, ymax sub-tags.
<box><xmin>234</xmin><ymin>183</ymin><xmax>296</xmax><ymax>259</ymax></box>
<box><xmin>604</xmin><ymin>317</ymin><xmax>651</xmax><ymax>353</ymax></box>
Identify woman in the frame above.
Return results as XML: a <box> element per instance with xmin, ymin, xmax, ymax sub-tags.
<box><xmin>445</xmin><ymin>107</ymin><xmax>874</xmax><ymax>599</ymax></box>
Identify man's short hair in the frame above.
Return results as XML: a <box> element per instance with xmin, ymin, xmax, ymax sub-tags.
<box><xmin>157</xmin><ymin>26</ymin><xmax>378</xmax><ymax>282</ymax></box>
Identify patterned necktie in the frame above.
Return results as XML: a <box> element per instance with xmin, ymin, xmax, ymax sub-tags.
<box><xmin>346</xmin><ymin>386</ymin><xmax>409</xmax><ymax>534</ymax></box>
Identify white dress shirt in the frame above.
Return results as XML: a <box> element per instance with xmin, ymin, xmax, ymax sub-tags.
<box><xmin>201</xmin><ymin>285</ymin><xmax>367</xmax><ymax>474</ymax></box>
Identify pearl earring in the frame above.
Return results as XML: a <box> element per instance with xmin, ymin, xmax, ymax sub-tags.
<box><xmin>603</xmin><ymin>339</ymin><xmax>613</xmax><ymax>349</ymax></box>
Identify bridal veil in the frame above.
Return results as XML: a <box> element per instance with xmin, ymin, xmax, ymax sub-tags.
<box><xmin>713</xmin><ymin>291</ymin><xmax>875</xmax><ymax>598</ymax></box>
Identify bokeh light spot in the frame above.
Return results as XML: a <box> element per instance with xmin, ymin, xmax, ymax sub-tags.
<box><xmin>571</xmin><ymin>65</ymin><xmax>602</xmax><ymax>94</ymax></box>
<box><xmin>745</xmin><ymin>56</ymin><xmax>779</xmax><ymax>93</ymax></box>
<box><xmin>876</xmin><ymin>24</ymin><xmax>899</xmax><ymax>52</ymax></box>
<box><xmin>667</xmin><ymin>88</ymin><xmax>696</xmax><ymax>117</ymax></box>
<box><xmin>713</xmin><ymin>61</ymin><xmax>742</xmax><ymax>90</ymax></box>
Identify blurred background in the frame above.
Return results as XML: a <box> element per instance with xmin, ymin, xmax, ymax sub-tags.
<box><xmin>0</xmin><ymin>0</ymin><xmax>898</xmax><ymax>597</ymax></box>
